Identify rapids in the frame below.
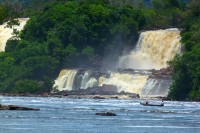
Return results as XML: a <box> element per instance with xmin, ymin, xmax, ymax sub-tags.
<box><xmin>0</xmin><ymin>96</ymin><xmax>200</xmax><ymax>133</ymax></box>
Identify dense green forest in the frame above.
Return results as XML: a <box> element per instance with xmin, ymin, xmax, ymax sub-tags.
<box><xmin>0</xmin><ymin>0</ymin><xmax>200</xmax><ymax>101</ymax></box>
<box><xmin>167</xmin><ymin>0</ymin><xmax>200</xmax><ymax>101</ymax></box>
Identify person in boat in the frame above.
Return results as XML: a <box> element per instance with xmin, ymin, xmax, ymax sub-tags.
<box><xmin>161</xmin><ymin>101</ymin><xmax>164</xmax><ymax>105</ymax></box>
<box><xmin>146</xmin><ymin>101</ymin><xmax>149</xmax><ymax>104</ymax></box>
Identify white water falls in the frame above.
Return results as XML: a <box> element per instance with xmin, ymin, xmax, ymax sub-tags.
<box><xmin>100</xmin><ymin>73</ymin><xmax>149</xmax><ymax>94</ymax></box>
<box><xmin>99</xmin><ymin>77</ymin><xmax>107</xmax><ymax>86</ymax></box>
<box><xmin>140</xmin><ymin>78</ymin><xmax>172</xmax><ymax>97</ymax></box>
<box><xmin>54</xmin><ymin>69</ymin><xmax>77</xmax><ymax>91</ymax></box>
<box><xmin>0</xmin><ymin>18</ymin><xmax>29</xmax><ymax>52</ymax></box>
<box><xmin>118</xmin><ymin>29</ymin><xmax>182</xmax><ymax>70</ymax></box>
<box><xmin>85</xmin><ymin>78</ymin><xmax>98</xmax><ymax>88</ymax></box>
<box><xmin>80</xmin><ymin>71</ymin><xmax>91</xmax><ymax>89</ymax></box>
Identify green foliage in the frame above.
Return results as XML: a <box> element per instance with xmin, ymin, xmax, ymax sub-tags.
<box><xmin>12</xmin><ymin>79</ymin><xmax>41</xmax><ymax>93</ymax></box>
<box><xmin>20</xmin><ymin>0</ymin><xmax>147</xmax><ymax>55</ymax></box>
<box><xmin>168</xmin><ymin>54</ymin><xmax>192</xmax><ymax>100</ymax></box>
<box><xmin>82</xmin><ymin>46</ymin><xmax>94</xmax><ymax>59</ymax></box>
<box><xmin>1</xmin><ymin>0</ymin><xmax>148</xmax><ymax>93</ymax></box>
<box><xmin>0</xmin><ymin>6</ymin><xmax>7</xmax><ymax>23</ymax></box>
<box><xmin>11</xmin><ymin>79</ymin><xmax>54</xmax><ymax>94</ymax></box>
<box><xmin>168</xmin><ymin>44</ymin><xmax>200</xmax><ymax>100</ymax></box>
<box><xmin>167</xmin><ymin>0</ymin><xmax>200</xmax><ymax>100</ymax></box>
<box><xmin>5</xmin><ymin>40</ymin><xmax>19</xmax><ymax>53</ymax></box>
<box><xmin>5</xmin><ymin>19</ymin><xmax>19</xmax><ymax>28</ymax></box>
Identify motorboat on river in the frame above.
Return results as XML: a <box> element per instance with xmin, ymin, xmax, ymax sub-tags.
<box><xmin>140</xmin><ymin>102</ymin><xmax>164</xmax><ymax>106</ymax></box>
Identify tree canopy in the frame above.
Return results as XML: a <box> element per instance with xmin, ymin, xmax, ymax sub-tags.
<box><xmin>0</xmin><ymin>0</ymin><xmax>147</xmax><ymax>93</ymax></box>
<box><xmin>167</xmin><ymin>0</ymin><xmax>200</xmax><ymax>101</ymax></box>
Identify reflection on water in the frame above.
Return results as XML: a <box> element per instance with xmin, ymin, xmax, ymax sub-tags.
<box><xmin>0</xmin><ymin>96</ymin><xmax>200</xmax><ymax>133</ymax></box>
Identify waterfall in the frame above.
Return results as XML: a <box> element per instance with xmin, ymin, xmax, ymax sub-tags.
<box><xmin>0</xmin><ymin>18</ymin><xmax>29</xmax><ymax>52</ymax></box>
<box><xmin>118</xmin><ymin>29</ymin><xmax>182</xmax><ymax>70</ymax></box>
<box><xmin>85</xmin><ymin>78</ymin><xmax>98</xmax><ymax>88</ymax></box>
<box><xmin>99</xmin><ymin>77</ymin><xmax>107</xmax><ymax>86</ymax></box>
<box><xmin>54</xmin><ymin>69</ymin><xmax>77</xmax><ymax>91</ymax></box>
<box><xmin>100</xmin><ymin>73</ymin><xmax>149</xmax><ymax>94</ymax></box>
<box><xmin>54</xmin><ymin>29</ymin><xmax>182</xmax><ymax>97</ymax></box>
<box><xmin>80</xmin><ymin>71</ymin><xmax>91</xmax><ymax>89</ymax></box>
<box><xmin>140</xmin><ymin>78</ymin><xmax>172</xmax><ymax>97</ymax></box>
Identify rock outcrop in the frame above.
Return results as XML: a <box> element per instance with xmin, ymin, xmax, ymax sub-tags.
<box><xmin>95</xmin><ymin>112</ymin><xmax>117</xmax><ymax>116</ymax></box>
<box><xmin>102</xmin><ymin>84</ymin><xmax>118</xmax><ymax>94</ymax></box>
<box><xmin>138</xmin><ymin>26</ymin><xmax>176</xmax><ymax>34</ymax></box>
<box><xmin>149</xmin><ymin>67</ymin><xmax>173</xmax><ymax>80</ymax></box>
<box><xmin>93</xmin><ymin>96</ymin><xmax>105</xmax><ymax>99</ymax></box>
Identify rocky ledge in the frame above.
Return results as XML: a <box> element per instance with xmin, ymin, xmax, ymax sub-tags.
<box><xmin>149</xmin><ymin>67</ymin><xmax>173</xmax><ymax>80</ymax></box>
<box><xmin>0</xmin><ymin>104</ymin><xmax>39</xmax><ymax>111</ymax></box>
<box><xmin>0</xmin><ymin>84</ymin><xmax>140</xmax><ymax>99</ymax></box>
<box><xmin>138</xmin><ymin>26</ymin><xmax>176</xmax><ymax>34</ymax></box>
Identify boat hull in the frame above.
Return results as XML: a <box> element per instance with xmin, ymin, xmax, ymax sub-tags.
<box><xmin>140</xmin><ymin>103</ymin><xmax>164</xmax><ymax>106</ymax></box>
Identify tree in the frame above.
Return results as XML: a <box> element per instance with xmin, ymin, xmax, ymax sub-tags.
<box><xmin>5</xmin><ymin>19</ymin><xmax>19</xmax><ymax>28</ymax></box>
<box><xmin>82</xmin><ymin>46</ymin><xmax>94</xmax><ymax>60</ymax></box>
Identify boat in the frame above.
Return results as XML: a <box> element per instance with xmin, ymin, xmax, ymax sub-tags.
<box><xmin>140</xmin><ymin>102</ymin><xmax>164</xmax><ymax>106</ymax></box>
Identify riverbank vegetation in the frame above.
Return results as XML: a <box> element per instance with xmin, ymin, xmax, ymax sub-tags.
<box><xmin>0</xmin><ymin>0</ymin><xmax>199</xmax><ymax>101</ymax></box>
<box><xmin>167</xmin><ymin>0</ymin><xmax>200</xmax><ymax>101</ymax></box>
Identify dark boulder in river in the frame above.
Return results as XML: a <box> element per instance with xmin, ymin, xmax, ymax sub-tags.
<box><xmin>93</xmin><ymin>96</ymin><xmax>105</xmax><ymax>99</ymax></box>
<box><xmin>0</xmin><ymin>104</ymin><xmax>39</xmax><ymax>111</ymax></box>
<box><xmin>95</xmin><ymin>112</ymin><xmax>116</xmax><ymax>116</ymax></box>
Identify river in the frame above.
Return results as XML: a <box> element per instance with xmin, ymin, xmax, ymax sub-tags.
<box><xmin>0</xmin><ymin>96</ymin><xmax>200</xmax><ymax>133</ymax></box>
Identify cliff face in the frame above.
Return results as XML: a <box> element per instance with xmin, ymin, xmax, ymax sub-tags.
<box><xmin>140</xmin><ymin>67</ymin><xmax>173</xmax><ymax>97</ymax></box>
<box><xmin>149</xmin><ymin>67</ymin><xmax>173</xmax><ymax>80</ymax></box>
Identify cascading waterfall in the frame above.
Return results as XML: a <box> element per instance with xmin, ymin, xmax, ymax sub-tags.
<box><xmin>139</xmin><ymin>78</ymin><xmax>172</xmax><ymax>97</ymax></box>
<box><xmin>0</xmin><ymin>18</ymin><xmax>29</xmax><ymax>52</ymax></box>
<box><xmin>118</xmin><ymin>29</ymin><xmax>182</xmax><ymax>70</ymax></box>
<box><xmin>80</xmin><ymin>71</ymin><xmax>98</xmax><ymax>89</ymax></box>
<box><xmin>100</xmin><ymin>73</ymin><xmax>149</xmax><ymax>94</ymax></box>
<box><xmin>54</xmin><ymin>29</ymin><xmax>182</xmax><ymax>97</ymax></box>
<box><xmin>54</xmin><ymin>69</ymin><xmax>77</xmax><ymax>91</ymax></box>
<box><xmin>85</xmin><ymin>78</ymin><xmax>98</xmax><ymax>88</ymax></box>
<box><xmin>99</xmin><ymin>77</ymin><xmax>107</xmax><ymax>86</ymax></box>
<box><xmin>80</xmin><ymin>71</ymin><xmax>91</xmax><ymax>89</ymax></box>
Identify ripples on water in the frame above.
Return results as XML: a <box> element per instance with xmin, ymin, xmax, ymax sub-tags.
<box><xmin>0</xmin><ymin>96</ymin><xmax>200</xmax><ymax>133</ymax></box>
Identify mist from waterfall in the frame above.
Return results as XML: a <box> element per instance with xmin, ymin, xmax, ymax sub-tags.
<box><xmin>118</xmin><ymin>29</ymin><xmax>182</xmax><ymax>70</ymax></box>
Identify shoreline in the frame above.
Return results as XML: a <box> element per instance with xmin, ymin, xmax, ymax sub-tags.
<box><xmin>0</xmin><ymin>93</ymin><xmax>168</xmax><ymax>101</ymax></box>
<box><xmin>1</xmin><ymin>93</ymin><xmax>199</xmax><ymax>102</ymax></box>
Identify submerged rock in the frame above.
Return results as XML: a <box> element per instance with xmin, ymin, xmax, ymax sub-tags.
<box><xmin>95</xmin><ymin>112</ymin><xmax>116</xmax><ymax>116</ymax></box>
